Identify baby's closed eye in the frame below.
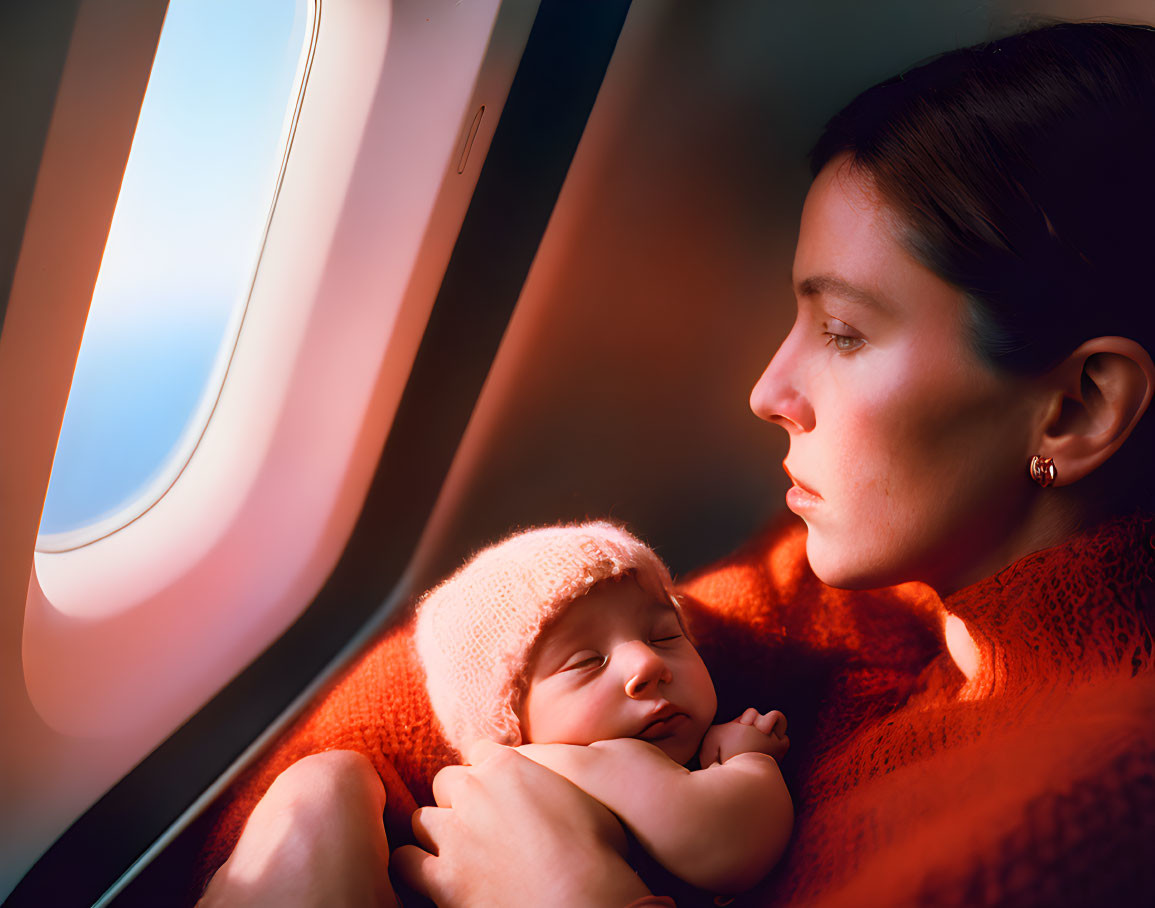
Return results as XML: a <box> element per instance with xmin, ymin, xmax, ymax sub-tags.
<box><xmin>561</xmin><ymin>651</ymin><xmax>607</xmax><ymax>672</ymax></box>
<box><xmin>648</xmin><ymin>616</ymin><xmax>685</xmax><ymax>645</ymax></box>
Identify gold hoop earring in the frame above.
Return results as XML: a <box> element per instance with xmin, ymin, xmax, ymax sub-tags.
<box><xmin>1029</xmin><ymin>455</ymin><xmax>1057</xmax><ymax>488</ymax></box>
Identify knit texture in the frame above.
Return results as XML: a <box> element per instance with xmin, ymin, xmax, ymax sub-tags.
<box><xmin>679</xmin><ymin>512</ymin><xmax>1155</xmax><ymax>907</ymax></box>
<box><xmin>414</xmin><ymin>521</ymin><xmax>678</xmax><ymax>757</ymax></box>
<box><xmin>194</xmin><ymin>513</ymin><xmax>1155</xmax><ymax>906</ymax></box>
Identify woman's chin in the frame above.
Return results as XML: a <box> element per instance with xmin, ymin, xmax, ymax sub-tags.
<box><xmin>804</xmin><ymin>532</ymin><xmax>895</xmax><ymax>591</ymax></box>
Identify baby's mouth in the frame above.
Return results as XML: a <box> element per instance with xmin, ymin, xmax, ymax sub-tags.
<box><xmin>637</xmin><ymin>707</ymin><xmax>689</xmax><ymax>740</ymax></box>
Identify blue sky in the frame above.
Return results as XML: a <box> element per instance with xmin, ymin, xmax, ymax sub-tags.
<box><xmin>39</xmin><ymin>0</ymin><xmax>309</xmax><ymax>536</ymax></box>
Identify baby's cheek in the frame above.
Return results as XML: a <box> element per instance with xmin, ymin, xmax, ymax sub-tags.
<box><xmin>524</xmin><ymin>690</ymin><xmax>611</xmax><ymax>746</ymax></box>
<box><xmin>567</xmin><ymin>693</ymin><xmax>620</xmax><ymax>744</ymax></box>
<box><xmin>518</xmin><ymin>683</ymin><xmax>560</xmax><ymax>744</ymax></box>
<box><xmin>686</xmin><ymin>655</ymin><xmax>718</xmax><ymax>720</ymax></box>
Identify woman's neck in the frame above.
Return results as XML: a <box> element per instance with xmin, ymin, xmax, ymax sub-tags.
<box><xmin>939</xmin><ymin>511</ymin><xmax>1155</xmax><ymax>697</ymax></box>
<box><xmin>929</xmin><ymin>490</ymin><xmax>1088</xmax><ymax>597</ymax></box>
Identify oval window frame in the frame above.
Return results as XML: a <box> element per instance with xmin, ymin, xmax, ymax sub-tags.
<box><xmin>35</xmin><ymin>0</ymin><xmax>320</xmax><ymax>554</ymax></box>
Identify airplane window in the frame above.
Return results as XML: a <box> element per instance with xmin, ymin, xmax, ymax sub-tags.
<box><xmin>36</xmin><ymin>0</ymin><xmax>313</xmax><ymax>549</ymax></box>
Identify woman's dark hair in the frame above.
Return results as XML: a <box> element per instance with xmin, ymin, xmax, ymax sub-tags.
<box><xmin>811</xmin><ymin>21</ymin><xmax>1155</xmax><ymax>511</ymax></box>
<box><xmin>811</xmin><ymin>21</ymin><xmax>1155</xmax><ymax>375</ymax></box>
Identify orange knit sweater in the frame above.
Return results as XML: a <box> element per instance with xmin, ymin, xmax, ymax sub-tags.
<box><xmin>199</xmin><ymin>513</ymin><xmax>1155</xmax><ymax>906</ymax></box>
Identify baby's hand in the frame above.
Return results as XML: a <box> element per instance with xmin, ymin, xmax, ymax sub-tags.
<box><xmin>698</xmin><ymin>708</ymin><xmax>789</xmax><ymax>767</ymax></box>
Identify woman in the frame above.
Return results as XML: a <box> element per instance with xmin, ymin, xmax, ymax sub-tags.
<box><xmin>198</xmin><ymin>21</ymin><xmax>1155</xmax><ymax>907</ymax></box>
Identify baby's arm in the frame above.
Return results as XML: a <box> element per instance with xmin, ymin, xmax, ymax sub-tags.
<box><xmin>516</xmin><ymin>727</ymin><xmax>792</xmax><ymax>894</ymax></box>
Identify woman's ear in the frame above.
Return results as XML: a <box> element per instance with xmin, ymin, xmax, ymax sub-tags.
<box><xmin>1037</xmin><ymin>337</ymin><xmax>1155</xmax><ymax>486</ymax></box>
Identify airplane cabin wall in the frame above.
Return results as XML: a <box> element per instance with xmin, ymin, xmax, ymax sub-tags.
<box><xmin>0</xmin><ymin>1</ymin><xmax>169</xmax><ymax>896</ymax></box>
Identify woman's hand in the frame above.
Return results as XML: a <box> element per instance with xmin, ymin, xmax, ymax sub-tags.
<box><xmin>392</xmin><ymin>740</ymin><xmax>652</xmax><ymax>908</ymax></box>
<box><xmin>699</xmin><ymin>708</ymin><xmax>789</xmax><ymax>766</ymax></box>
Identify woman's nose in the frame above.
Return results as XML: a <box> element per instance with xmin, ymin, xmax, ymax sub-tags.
<box><xmin>749</xmin><ymin>328</ymin><xmax>815</xmax><ymax>433</ymax></box>
<box><xmin>620</xmin><ymin>642</ymin><xmax>673</xmax><ymax>699</ymax></box>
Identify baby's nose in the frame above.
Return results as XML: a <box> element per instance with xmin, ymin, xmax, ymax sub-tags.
<box><xmin>620</xmin><ymin>641</ymin><xmax>673</xmax><ymax>698</ymax></box>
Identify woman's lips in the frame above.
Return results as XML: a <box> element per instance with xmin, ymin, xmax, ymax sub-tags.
<box><xmin>784</xmin><ymin>464</ymin><xmax>823</xmax><ymax>512</ymax></box>
<box><xmin>786</xmin><ymin>485</ymin><xmax>822</xmax><ymax>512</ymax></box>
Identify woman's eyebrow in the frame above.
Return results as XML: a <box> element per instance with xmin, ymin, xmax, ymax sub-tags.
<box><xmin>796</xmin><ymin>274</ymin><xmax>890</xmax><ymax>313</ymax></box>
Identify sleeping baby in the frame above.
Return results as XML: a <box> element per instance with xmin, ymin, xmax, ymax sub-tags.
<box><xmin>413</xmin><ymin>521</ymin><xmax>793</xmax><ymax>898</ymax></box>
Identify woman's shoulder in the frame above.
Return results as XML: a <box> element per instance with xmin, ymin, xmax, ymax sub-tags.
<box><xmin>769</xmin><ymin>668</ymin><xmax>1155</xmax><ymax>908</ymax></box>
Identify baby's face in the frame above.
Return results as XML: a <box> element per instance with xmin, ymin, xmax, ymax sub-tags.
<box><xmin>518</xmin><ymin>575</ymin><xmax>717</xmax><ymax>765</ymax></box>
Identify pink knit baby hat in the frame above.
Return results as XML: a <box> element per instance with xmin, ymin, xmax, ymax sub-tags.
<box><xmin>414</xmin><ymin>521</ymin><xmax>678</xmax><ymax>758</ymax></box>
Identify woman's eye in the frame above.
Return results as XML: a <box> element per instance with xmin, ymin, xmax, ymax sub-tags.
<box><xmin>650</xmin><ymin>631</ymin><xmax>683</xmax><ymax>645</ymax></box>
<box><xmin>824</xmin><ymin>333</ymin><xmax>865</xmax><ymax>352</ymax></box>
<box><xmin>822</xmin><ymin>320</ymin><xmax>865</xmax><ymax>353</ymax></box>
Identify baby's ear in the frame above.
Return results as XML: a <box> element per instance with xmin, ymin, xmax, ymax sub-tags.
<box><xmin>1036</xmin><ymin>337</ymin><xmax>1155</xmax><ymax>485</ymax></box>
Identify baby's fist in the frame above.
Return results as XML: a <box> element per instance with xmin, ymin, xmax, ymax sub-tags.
<box><xmin>699</xmin><ymin>709</ymin><xmax>789</xmax><ymax>767</ymax></box>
